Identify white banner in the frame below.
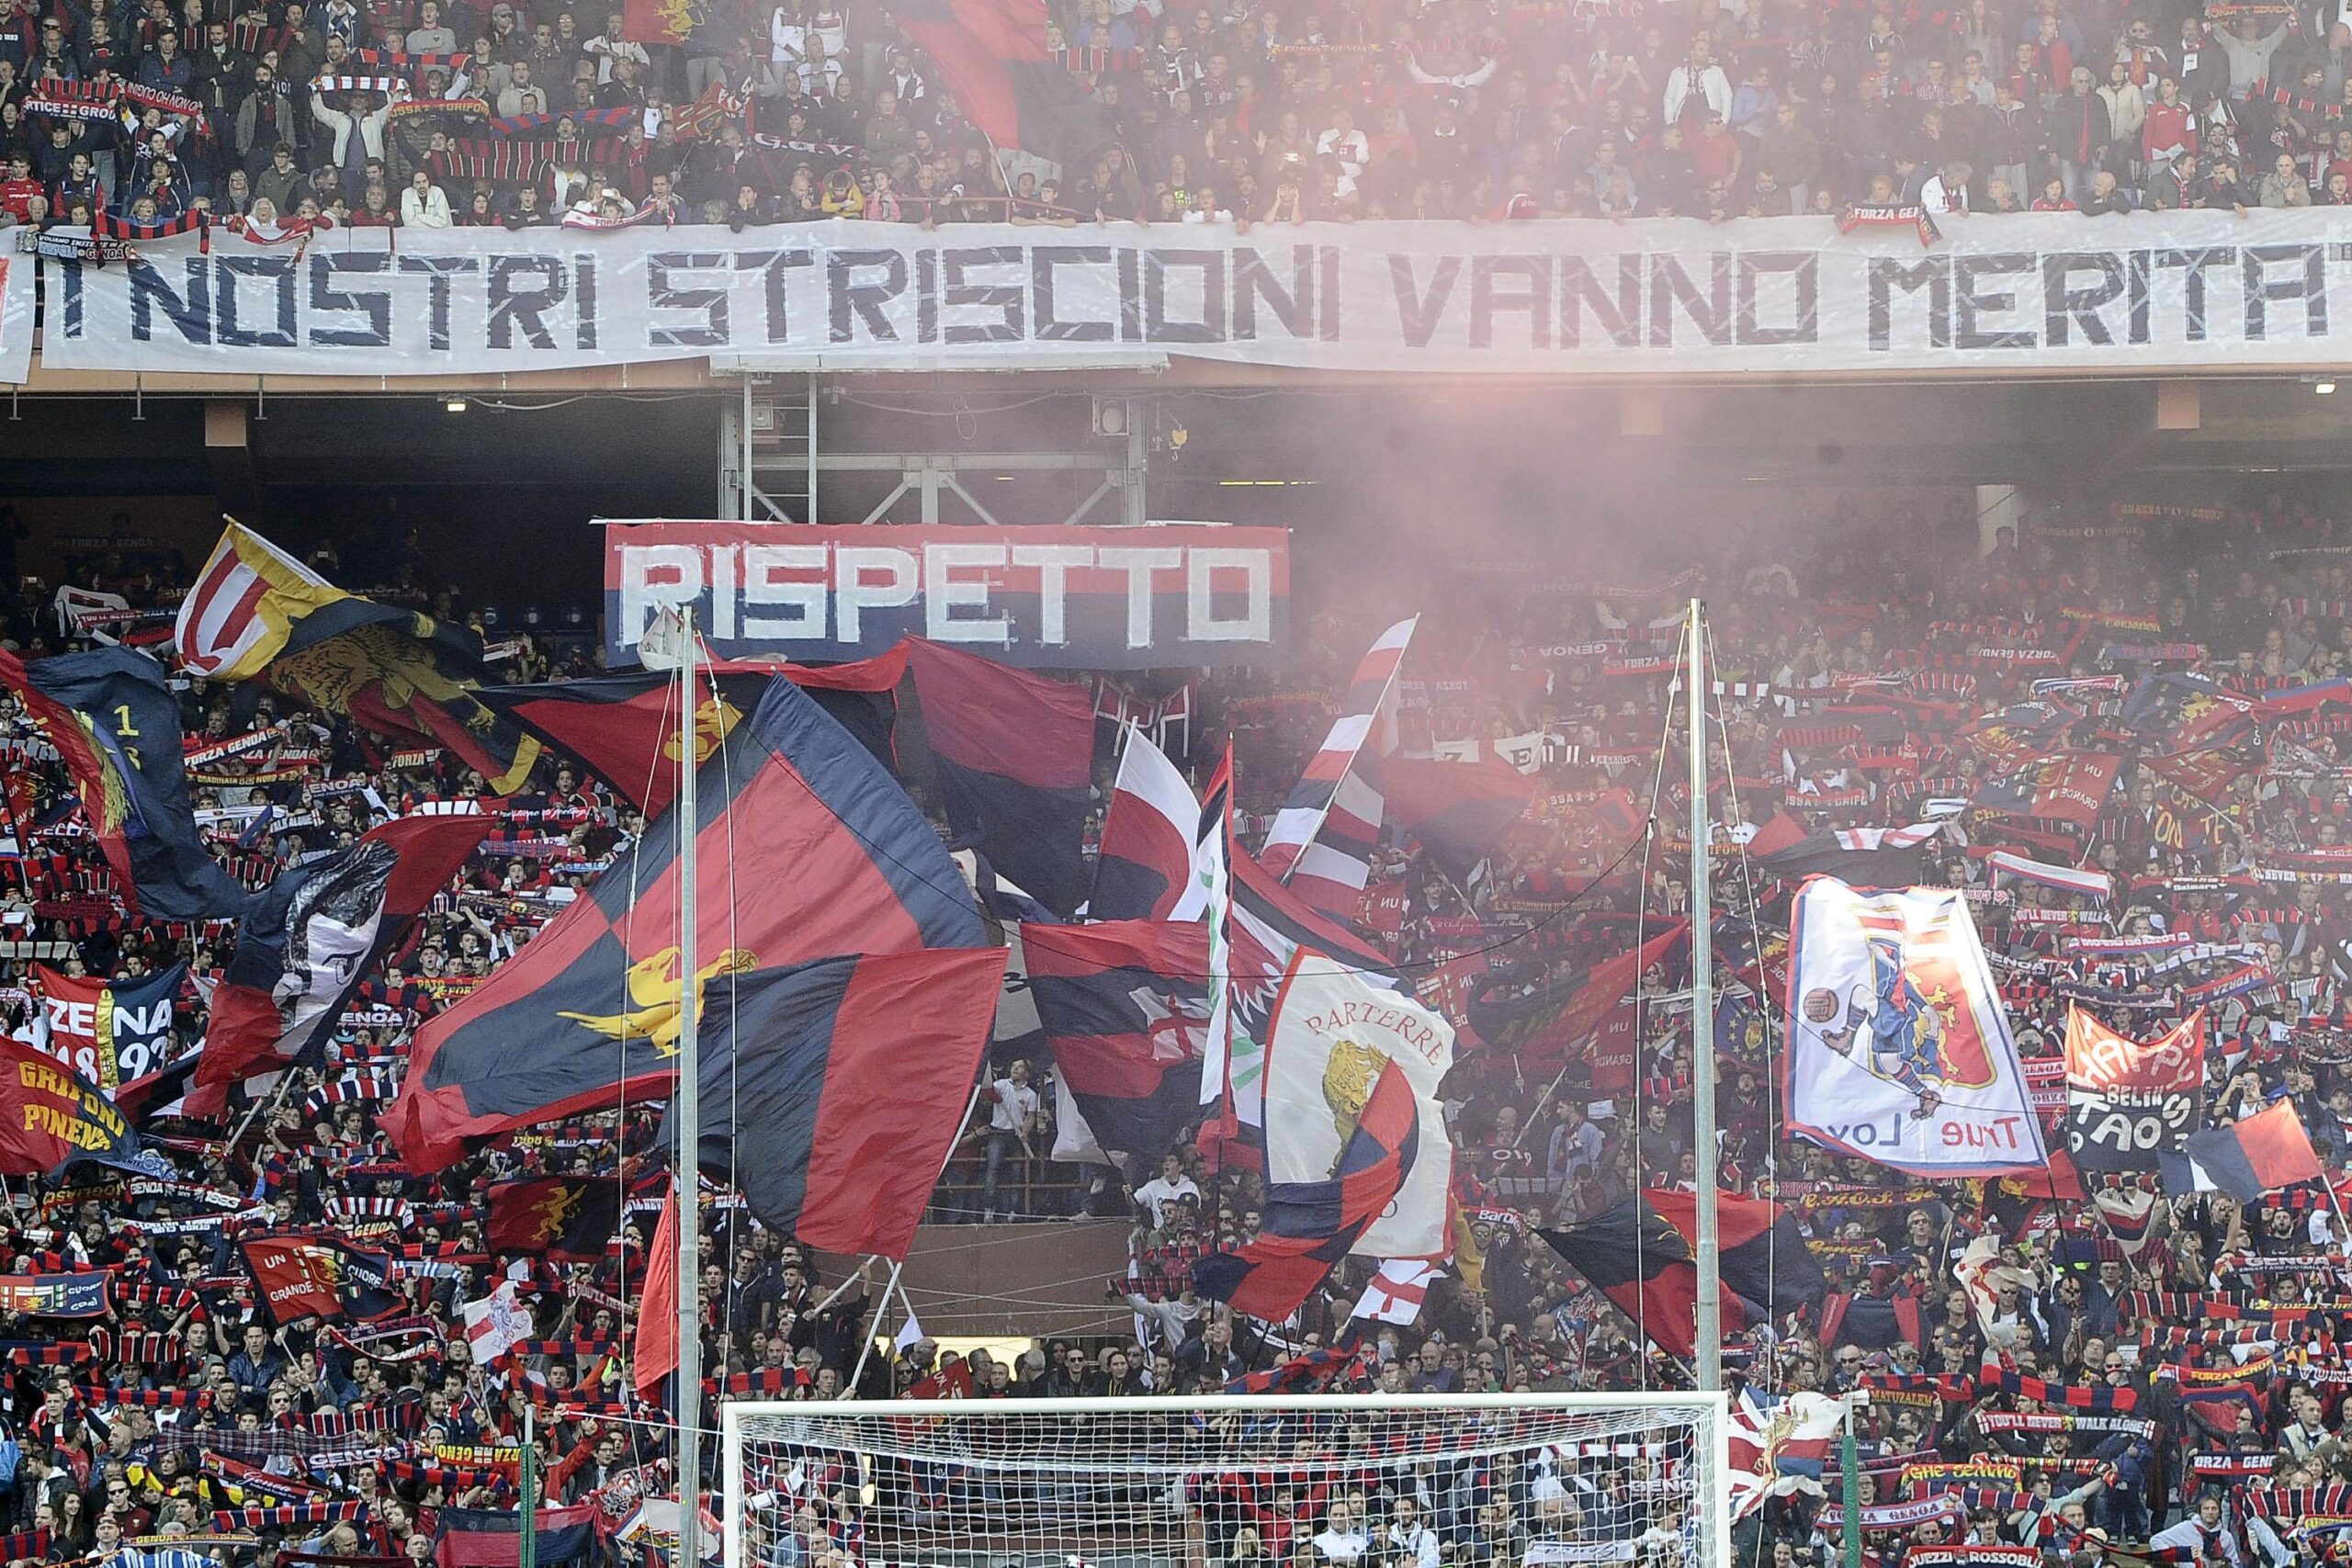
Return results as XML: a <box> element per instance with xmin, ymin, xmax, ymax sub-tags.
<box><xmin>31</xmin><ymin>209</ymin><xmax>2352</xmax><ymax>380</ymax></box>
<box><xmin>1263</xmin><ymin>949</ymin><xmax>1454</xmax><ymax>1258</ymax></box>
<box><xmin>1783</xmin><ymin>880</ymin><xmax>2046</xmax><ymax>1177</ymax></box>
<box><xmin>0</xmin><ymin>252</ymin><xmax>32</xmax><ymax>385</ymax></box>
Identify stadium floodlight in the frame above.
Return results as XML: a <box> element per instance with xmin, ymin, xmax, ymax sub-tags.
<box><xmin>722</xmin><ymin>1393</ymin><xmax>1728</xmax><ymax>1568</ymax></box>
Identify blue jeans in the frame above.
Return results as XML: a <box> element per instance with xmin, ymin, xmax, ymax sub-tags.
<box><xmin>982</xmin><ymin>1130</ymin><xmax>1023</xmax><ymax>1213</ymax></box>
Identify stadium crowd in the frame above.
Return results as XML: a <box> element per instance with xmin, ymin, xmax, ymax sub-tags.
<box><xmin>0</xmin><ymin>0</ymin><xmax>2348</xmax><ymax>232</ymax></box>
<box><xmin>0</xmin><ymin>485</ymin><xmax>2345</xmax><ymax>1568</ymax></box>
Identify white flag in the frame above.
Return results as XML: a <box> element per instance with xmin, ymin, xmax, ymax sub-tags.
<box><xmin>1262</xmin><ymin>949</ymin><xmax>1456</xmax><ymax>1258</ymax></box>
<box><xmin>1352</xmin><ymin>1259</ymin><xmax>1442</xmax><ymax>1325</ymax></box>
<box><xmin>460</xmin><ymin>1280</ymin><xmax>534</xmax><ymax>1366</ymax></box>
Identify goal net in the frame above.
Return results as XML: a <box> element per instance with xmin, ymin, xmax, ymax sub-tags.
<box><xmin>721</xmin><ymin>1394</ymin><xmax>1727</xmax><ymax>1568</ymax></box>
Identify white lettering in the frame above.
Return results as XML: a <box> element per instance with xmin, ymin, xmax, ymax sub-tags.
<box><xmin>832</xmin><ymin>547</ymin><xmax>919</xmax><ymax>645</ymax></box>
<box><xmin>1187</xmin><ymin>547</ymin><xmax>1272</xmax><ymax>643</ymax></box>
<box><xmin>618</xmin><ymin>544</ymin><xmax>702</xmax><ymax>651</ymax></box>
<box><xmin>1096</xmin><ymin>547</ymin><xmax>1184</xmax><ymax>649</ymax></box>
<box><xmin>1008</xmin><ymin>544</ymin><xmax>1094</xmax><ymax>646</ymax></box>
<box><xmin>922</xmin><ymin>544</ymin><xmax>1011</xmax><ymax>645</ymax></box>
<box><xmin>740</xmin><ymin>544</ymin><xmax>829</xmax><ymax>640</ymax></box>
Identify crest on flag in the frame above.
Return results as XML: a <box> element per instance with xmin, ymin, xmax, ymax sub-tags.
<box><xmin>1784</xmin><ymin>880</ymin><xmax>2045</xmax><ymax>1177</ymax></box>
<box><xmin>461</xmin><ymin>1280</ymin><xmax>535</xmax><ymax>1365</ymax></box>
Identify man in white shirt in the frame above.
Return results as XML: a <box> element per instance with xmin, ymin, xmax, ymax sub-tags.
<box><xmin>1315</xmin><ymin>107</ymin><xmax>1368</xmax><ymax>197</ymax></box>
<box><xmin>2150</xmin><ymin>1494</ymin><xmax>2243</xmax><ymax>1567</ymax></box>
<box><xmin>1311</xmin><ymin>1504</ymin><xmax>1369</xmax><ymax>1562</ymax></box>
<box><xmin>1918</xmin><ymin>160</ymin><xmax>1972</xmax><ymax>214</ymax></box>
<box><xmin>582</xmin><ymin>11</ymin><xmax>650</xmax><ymax>85</ymax></box>
<box><xmin>982</xmin><ymin>1058</ymin><xmax>1041</xmax><ymax>1222</ymax></box>
<box><xmin>1384</xmin><ymin>1498</ymin><xmax>1441</xmax><ymax>1568</ymax></box>
<box><xmin>1132</xmin><ymin>1152</ymin><xmax>1201</xmax><ymax>1225</ymax></box>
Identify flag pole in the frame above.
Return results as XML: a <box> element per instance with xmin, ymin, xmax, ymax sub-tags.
<box><xmin>848</xmin><ymin>1076</ymin><xmax>986</xmax><ymax>1392</ymax></box>
<box><xmin>673</xmin><ymin>608</ymin><xmax>704</xmax><ymax>1568</ymax></box>
<box><xmin>1688</xmin><ymin>599</ymin><xmax>1722</xmax><ymax>1392</ymax></box>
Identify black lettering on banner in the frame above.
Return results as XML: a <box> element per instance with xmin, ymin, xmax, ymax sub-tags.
<box><xmin>828</xmin><ymin>249</ymin><xmax>906</xmax><ymax>344</ymax></box>
<box><xmin>2042</xmin><ymin>251</ymin><xmax>2125</xmax><ymax>346</ymax></box>
<box><xmin>734</xmin><ymin>248</ymin><xmax>813</xmax><ymax>344</ymax></box>
<box><xmin>129</xmin><ymin>258</ymin><xmax>210</xmax><ymax>344</ymax></box>
<box><xmin>1230</xmin><ymin>245</ymin><xmax>1315</xmax><ymax>340</ymax></box>
<box><xmin>646</xmin><ymin>252</ymin><xmax>729</xmax><ymax>346</ymax></box>
<box><xmin>309</xmin><ymin>252</ymin><xmax>391</xmax><ymax>347</ymax></box>
<box><xmin>1118</xmin><ymin>247</ymin><xmax>1142</xmax><ymax>342</ymax></box>
<box><xmin>1560</xmin><ymin>256</ymin><xmax>1641</xmax><ymax>348</ymax></box>
<box><xmin>396</xmin><ymin>254</ymin><xmax>478</xmax><ymax>352</ymax></box>
<box><xmin>917</xmin><ymin>249</ymin><xmax>938</xmax><ymax>343</ymax></box>
<box><xmin>2127</xmin><ymin>249</ymin><xmax>2153</xmax><ymax>344</ymax></box>
<box><xmin>943</xmin><ymin>246</ymin><xmax>1023</xmax><ymax>345</ymax></box>
<box><xmin>1318</xmin><ymin>246</ymin><xmax>1340</xmax><ymax>340</ymax></box>
<box><xmin>1032</xmin><ymin>246</ymin><xmax>1114</xmax><ymax>342</ymax></box>
<box><xmin>2154</xmin><ymin>247</ymin><xmax>2236</xmax><ymax>342</ymax></box>
<box><xmin>2244</xmin><ymin>243</ymin><xmax>2325</xmax><ymax>340</ymax></box>
<box><xmin>213</xmin><ymin>254</ymin><xmax>298</xmax><ymax>348</ymax></box>
<box><xmin>1736</xmin><ymin>252</ymin><xmax>1815</xmax><ymax>345</ymax></box>
<box><xmin>1390</xmin><ymin>254</ymin><xmax>1461</xmax><ymax>348</ymax></box>
<box><xmin>54</xmin><ymin>258</ymin><xmax>82</xmax><ymax>339</ymax></box>
<box><xmin>1868</xmin><ymin>256</ymin><xmax>1951</xmax><ymax>350</ymax></box>
<box><xmin>1146</xmin><ymin>249</ymin><xmax>1225</xmax><ymax>343</ymax></box>
<box><xmin>487</xmin><ymin>254</ymin><xmax>569</xmax><ymax>349</ymax></box>
<box><xmin>1469</xmin><ymin>255</ymin><xmax>1549</xmax><ymax>349</ymax></box>
<box><xmin>1647</xmin><ymin>253</ymin><xmax>1731</xmax><ymax>346</ymax></box>
<box><xmin>575</xmin><ymin>253</ymin><xmax>596</xmax><ymax>349</ymax></box>
<box><xmin>1954</xmin><ymin>254</ymin><xmax>2035</xmax><ymax>350</ymax></box>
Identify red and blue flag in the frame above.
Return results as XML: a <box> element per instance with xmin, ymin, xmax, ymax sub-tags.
<box><xmin>907</xmin><ymin>639</ymin><xmax>1096</xmax><ymax>917</ymax></box>
<box><xmin>387</xmin><ymin>678</ymin><xmax>983</xmax><ymax>1171</ymax></box>
<box><xmin>666</xmin><ymin>948</ymin><xmax>1006</xmax><ymax>1260</ymax></box>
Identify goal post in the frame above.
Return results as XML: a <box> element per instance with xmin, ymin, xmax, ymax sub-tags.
<box><xmin>721</xmin><ymin>1393</ymin><xmax>1729</xmax><ymax>1568</ymax></box>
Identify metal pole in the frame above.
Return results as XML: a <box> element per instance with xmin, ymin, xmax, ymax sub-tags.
<box><xmin>848</xmin><ymin>1258</ymin><xmax>907</xmax><ymax>1393</ymax></box>
<box><xmin>1688</xmin><ymin>599</ymin><xmax>1722</xmax><ymax>1391</ymax></box>
<box><xmin>520</xmin><ymin>1402</ymin><xmax>537</xmax><ymax>1568</ymax></box>
<box><xmin>738</xmin><ymin>378</ymin><xmax>754</xmax><ymax>523</ymax></box>
<box><xmin>1840</xmin><ymin>1396</ymin><xmax>1861</xmax><ymax>1568</ymax></box>
<box><xmin>675</xmin><ymin>612</ymin><xmax>704</xmax><ymax>1568</ymax></box>
<box><xmin>806</xmin><ymin>372</ymin><xmax>819</xmax><ymax>522</ymax></box>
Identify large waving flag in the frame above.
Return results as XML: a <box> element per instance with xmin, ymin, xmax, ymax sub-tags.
<box><xmin>1193</xmin><ymin>952</ymin><xmax>1420</xmax><ymax>1321</ymax></box>
<box><xmin>905</xmin><ymin>639</ymin><xmax>1096</xmax><ymax>918</ymax></box>
<box><xmin>1023</xmin><ymin>919</ymin><xmax>1208</xmax><ymax>1167</ymax></box>
<box><xmin>2160</xmin><ymin>1100</ymin><xmax>2324</xmax><ymax>1201</ymax></box>
<box><xmin>1538</xmin><ymin>1189</ymin><xmax>1826</xmax><ymax>1359</ymax></box>
<box><xmin>1210</xmin><ymin>834</ymin><xmax>1404</xmax><ymax>1156</ymax></box>
<box><xmin>30</xmin><ymin>963</ymin><xmax>184</xmax><ymax>1093</ymax></box>
<box><xmin>198</xmin><ymin>816</ymin><xmax>488</xmax><ymax>1104</ymax></box>
<box><xmin>878</xmin><ymin>0</ymin><xmax>1114</xmax><ymax>164</ymax></box>
<box><xmin>473</xmin><ymin>647</ymin><xmax>908</xmax><ymax>816</ymax></box>
<box><xmin>1783</xmin><ymin>880</ymin><xmax>2047</xmax><ymax>1178</ymax></box>
<box><xmin>1257</xmin><ymin>617</ymin><xmax>1417</xmax><ymax>916</ymax></box>
<box><xmin>387</xmin><ymin>678</ymin><xmax>983</xmax><ymax>1171</ymax></box>
<box><xmin>1382</xmin><ymin>755</ymin><xmax>1536</xmax><ymax>876</ymax></box>
<box><xmin>1265</xmin><ymin>950</ymin><xmax>1455</xmax><ymax>1261</ymax></box>
<box><xmin>238</xmin><ymin>1234</ymin><xmax>402</xmax><ymax>1324</ymax></box>
<box><xmin>174</xmin><ymin>522</ymin><xmax>541</xmax><ymax>793</ymax></box>
<box><xmin>0</xmin><ymin>647</ymin><xmax>250</xmax><ymax>921</ymax></box>
<box><xmin>1090</xmin><ymin>728</ymin><xmax>1199</xmax><ymax>920</ymax></box>
<box><xmin>1727</xmin><ymin>1392</ymin><xmax>1847</xmax><ymax>1518</ymax></box>
<box><xmin>664</xmin><ymin>948</ymin><xmax>1006</xmax><ymax>1260</ymax></box>
<box><xmin>0</xmin><ymin>1036</ymin><xmax>173</xmax><ymax>1179</ymax></box>
<box><xmin>2063</xmin><ymin>1006</ymin><xmax>2205</xmax><ymax>1174</ymax></box>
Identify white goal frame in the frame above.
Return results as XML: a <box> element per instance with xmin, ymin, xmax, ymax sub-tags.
<box><xmin>720</xmin><ymin>1393</ymin><xmax>1730</xmax><ymax>1568</ymax></box>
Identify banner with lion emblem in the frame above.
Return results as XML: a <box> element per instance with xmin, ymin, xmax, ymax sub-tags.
<box><xmin>1262</xmin><ymin>948</ymin><xmax>1456</xmax><ymax>1259</ymax></box>
<box><xmin>1783</xmin><ymin>880</ymin><xmax>2046</xmax><ymax>1178</ymax></box>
